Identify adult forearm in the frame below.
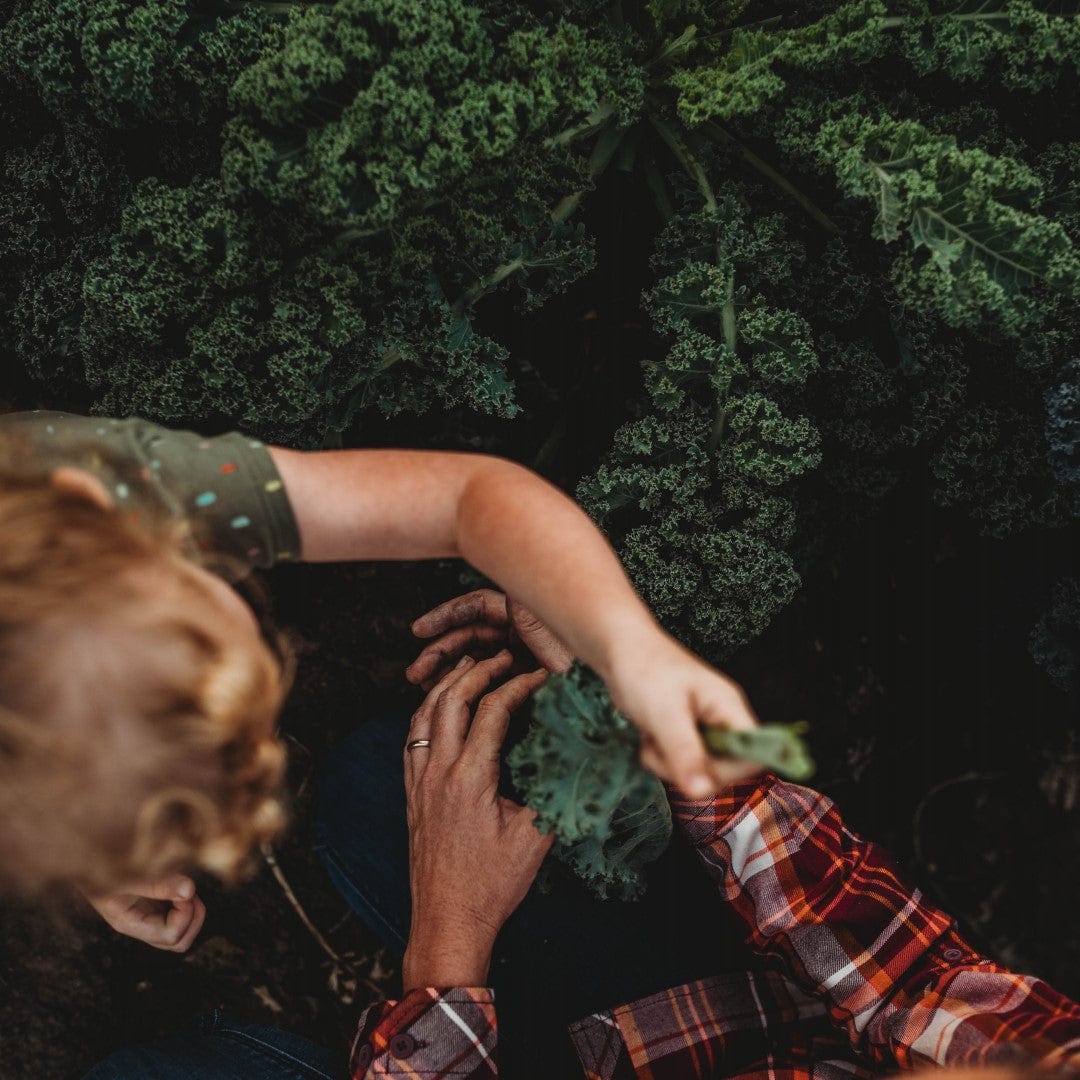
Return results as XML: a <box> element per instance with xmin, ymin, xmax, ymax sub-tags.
<box><xmin>455</xmin><ymin>460</ymin><xmax>666</xmax><ymax>682</ymax></box>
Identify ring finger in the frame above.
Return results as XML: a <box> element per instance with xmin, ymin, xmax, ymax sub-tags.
<box><xmin>405</xmin><ymin>657</ymin><xmax>475</xmax><ymax>787</ymax></box>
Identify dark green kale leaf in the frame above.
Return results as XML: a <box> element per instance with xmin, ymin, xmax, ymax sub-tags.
<box><xmin>1030</xmin><ymin>577</ymin><xmax>1080</xmax><ymax>691</ymax></box>
<box><xmin>508</xmin><ymin>663</ymin><xmax>673</xmax><ymax>901</ymax></box>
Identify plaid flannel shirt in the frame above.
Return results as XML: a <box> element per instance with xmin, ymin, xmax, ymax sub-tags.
<box><xmin>350</xmin><ymin>776</ymin><xmax>1080</xmax><ymax>1078</ymax></box>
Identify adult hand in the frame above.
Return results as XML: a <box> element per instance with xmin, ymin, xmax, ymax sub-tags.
<box><xmin>407</xmin><ymin>589</ymin><xmax>573</xmax><ymax>689</ymax></box>
<box><xmin>410</xmin><ymin>590</ymin><xmax>761</xmax><ymax>799</ymax></box>
<box><xmin>402</xmin><ymin>651</ymin><xmax>553</xmax><ymax>991</ymax></box>
<box><xmin>85</xmin><ymin>876</ymin><xmax>206</xmax><ymax>953</ymax></box>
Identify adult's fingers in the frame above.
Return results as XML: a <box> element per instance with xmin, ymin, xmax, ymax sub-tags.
<box><xmin>405</xmin><ymin>624</ymin><xmax>506</xmax><ymax>687</ymax></box>
<box><xmin>427</xmin><ymin>651</ymin><xmax>514</xmax><ymax>770</ymax></box>
<box><xmin>406</xmin><ymin>657</ymin><xmax>475</xmax><ymax>788</ymax></box>
<box><xmin>506</xmin><ymin>599</ymin><xmax>574</xmax><ymax>674</ymax></box>
<box><xmin>465</xmin><ymin>669</ymin><xmax>549</xmax><ymax>767</ymax></box>
<box><xmin>411</xmin><ymin>590</ymin><xmax>509</xmax><ymax>639</ymax></box>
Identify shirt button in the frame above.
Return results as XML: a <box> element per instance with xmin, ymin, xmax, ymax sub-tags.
<box><xmin>354</xmin><ymin>1044</ymin><xmax>373</xmax><ymax>1070</ymax></box>
<box><xmin>943</xmin><ymin>948</ymin><xmax>963</xmax><ymax>962</ymax></box>
<box><xmin>390</xmin><ymin>1033</ymin><xmax>417</xmax><ymax>1059</ymax></box>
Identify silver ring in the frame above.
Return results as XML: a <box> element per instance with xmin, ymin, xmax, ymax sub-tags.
<box><xmin>405</xmin><ymin>739</ymin><xmax>432</xmax><ymax>752</ymax></box>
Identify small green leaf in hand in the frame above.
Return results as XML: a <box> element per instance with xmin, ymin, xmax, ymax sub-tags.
<box><xmin>703</xmin><ymin>721</ymin><xmax>815</xmax><ymax>782</ymax></box>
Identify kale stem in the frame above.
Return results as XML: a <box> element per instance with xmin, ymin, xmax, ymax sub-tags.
<box><xmin>700</xmin><ymin>122</ymin><xmax>840</xmax><ymax>235</ymax></box>
<box><xmin>376</xmin><ymin>345</ymin><xmax>401</xmax><ymax>371</ymax></box>
<box><xmin>551</xmin><ymin>124</ymin><xmax>626</xmax><ymax>223</ymax></box>
<box><xmin>641</xmin><ymin>152</ymin><xmax>676</xmax><ymax>224</ymax></box>
<box><xmin>645</xmin><ymin>26</ymin><xmax>698</xmax><ymax>70</ymax></box>
<box><xmin>650</xmin><ymin>115</ymin><xmax>734</xmax><ymax>452</ymax></box>
<box><xmin>546</xmin><ymin>102</ymin><xmax>616</xmax><ymax>149</ymax></box>
<box><xmin>648</xmin><ymin>114</ymin><xmax>718</xmax><ymax>213</ymax></box>
<box><xmin>707</xmin><ymin>272</ymin><xmax>735</xmax><ymax>454</ymax></box>
<box><xmin>879</xmin><ymin>11</ymin><xmax>1012</xmax><ymax>29</ymax></box>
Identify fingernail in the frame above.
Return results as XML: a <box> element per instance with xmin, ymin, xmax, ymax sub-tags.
<box><xmin>177</xmin><ymin>879</ymin><xmax>195</xmax><ymax>900</ymax></box>
<box><xmin>686</xmin><ymin>775</ymin><xmax>713</xmax><ymax>799</ymax></box>
<box><xmin>456</xmin><ymin>656</ymin><xmax>472</xmax><ymax>668</ymax></box>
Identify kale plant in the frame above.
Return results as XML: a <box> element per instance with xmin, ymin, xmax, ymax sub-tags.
<box><xmin>510</xmin><ymin>663</ymin><xmax>814</xmax><ymax>898</ymax></box>
<box><xmin>2</xmin><ymin>0</ymin><xmax>1079</xmax><ymax>661</ymax></box>
<box><xmin>509</xmin><ymin>664</ymin><xmax>673</xmax><ymax>900</ymax></box>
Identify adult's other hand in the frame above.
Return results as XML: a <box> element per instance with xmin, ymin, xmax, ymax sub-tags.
<box><xmin>407</xmin><ymin>590</ymin><xmax>573</xmax><ymax>690</ymax></box>
<box><xmin>402</xmin><ymin>652</ymin><xmax>552</xmax><ymax>991</ymax></box>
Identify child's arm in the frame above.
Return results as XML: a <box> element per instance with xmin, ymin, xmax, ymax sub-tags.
<box><xmin>269</xmin><ymin>447</ymin><xmax>758</xmax><ymax>796</ymax></box>
<box><xmin>669</xmin><ymin>776</ymin><xmax>1080</xmax><ymax>1071</ymax></box>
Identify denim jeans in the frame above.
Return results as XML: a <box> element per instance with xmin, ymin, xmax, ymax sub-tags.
<box><xmin>84</xmin><ymin>709</ymin><xmax>748</xmax><ymax>1079</ymax></box>
<box><xmin>81</xmin><ymin>1009</ymin><xmax>343</xmax><ymax>1080</ymax></box>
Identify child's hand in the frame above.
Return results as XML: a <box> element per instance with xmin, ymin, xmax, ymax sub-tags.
<box><xmin>85</xmin><ymin>876</ymin><xmax>206</xmax><ymax>953</ymax></box>
<box><xmin>608</xmin><ymin>633</ymin><xmax>764</xmax><ymax>798</ymax></box>
<box><xmin>407</xmin><ymin>589</ymin><xmax>573</xmax><ymax>688</ymax></box>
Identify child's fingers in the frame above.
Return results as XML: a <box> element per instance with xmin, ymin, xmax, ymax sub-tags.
<box><xmin>405</xmin><ymin>625</ymin><xmax>507</xmax><ymax>685</ymax></box>
<box><xmin>645</xmin><ymin>722</ymin><xmax>717</xmax><ymax>799</ymax></box>
<box><xmin>123</xmin><ymin>875</ymin><xmax>196</xmax><ymax>903</ymax></box>
<box><xmin>163</xmin><ymin>897</ymin><xmax>206</xmax><ymax>953</ymax></box>
<box><xmin>707</xmin><ymin>757</ymin><xmax>766</xmax><ymax>790</ymax></box>
<box><xmin>640</xmin><ymin>729</ymin><xmax>763</xmax><ymax>797</ymax></box>
<box><xmin>411</xmin><ymin>590</ymin><xmax>509</xmax><ymax>638</ymax></box>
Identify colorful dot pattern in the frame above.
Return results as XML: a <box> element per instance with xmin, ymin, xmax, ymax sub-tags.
<box><xmin>1</xmin><ymin>412</ymin><xmax>300</xmax><ymax>575</ymax></box>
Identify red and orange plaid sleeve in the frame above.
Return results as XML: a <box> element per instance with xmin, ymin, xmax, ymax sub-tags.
<box><xmin>669</xmin><ymin>775</ymin><xmax>1080</xmax><ymax>1072</ymax></box>
<box><xmin>350</xmin><ymin>987</ymin><xmax>497</xmax><ymax>1078</ymax></box>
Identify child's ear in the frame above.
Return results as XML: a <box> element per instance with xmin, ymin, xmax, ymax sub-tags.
<box><xmin>50</xmin><ymin>467</ymin><xmax>115</xmax><ymax>509</ymax></box>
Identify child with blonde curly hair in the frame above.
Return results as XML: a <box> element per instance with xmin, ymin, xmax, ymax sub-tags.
<box><xmin>0</xmin><ymin>409</ymin><xmax>761</xmax><ymax>950</ymax></box>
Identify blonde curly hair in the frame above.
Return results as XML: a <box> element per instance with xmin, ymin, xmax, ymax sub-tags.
<box><xmin>0</xmin><ymin>438</ymin><xmax>290</xmax><ymax>895</ymax></box>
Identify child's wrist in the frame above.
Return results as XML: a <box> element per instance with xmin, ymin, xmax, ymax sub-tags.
<box><xmin>597</xmin><ymin>617</ymin><xmax>680</xmax><ymax>690</ymax></box>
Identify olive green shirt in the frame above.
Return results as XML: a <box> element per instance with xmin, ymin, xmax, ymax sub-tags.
<box><xmin>0</xmin><ymin>412</ymin><xmax>301</xmax><ymax>575</ymax></box>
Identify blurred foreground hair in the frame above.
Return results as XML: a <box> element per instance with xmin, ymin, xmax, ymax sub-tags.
<box><xmin>0</xmin><ymin>434</ymin><xmax>290</xmax><ymax>894</ymax></box>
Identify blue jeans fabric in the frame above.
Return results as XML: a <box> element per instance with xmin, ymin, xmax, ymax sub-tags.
<box><xmin>81</xmin><ymin>1010</ymin><xmax>343</xmax><ymax>1080</ymax></box>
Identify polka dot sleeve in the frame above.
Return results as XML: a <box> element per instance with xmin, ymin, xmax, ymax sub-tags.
<box><xmin>128</xmin><ymin>420</ymin><xmax>301</xmax><ymax>572</ymax></box>
<box><xmin>0</xmin><ymin>412</ymin><xmax>301</xmax><ymax>575</ymax></box>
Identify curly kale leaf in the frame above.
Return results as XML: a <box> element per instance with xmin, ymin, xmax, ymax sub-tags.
<box><xmin>670</xmin><ymin>0</ymin><xmax>888</xmax><ymax>124</ymax></box>
<box><xmin>728</xmin><ymin>393</ymin><xmax>823</xmax><ymax>486</ymax></box>
<box><xmin>779</xmin><ymin>104</ymin><xmax>1080</xmax><ymax>334</ymax></box>
<box><xmin>579</xmin><ymin>415</ymin><xmax>804</xmax><ymax>656</ymax></box>
<box><xmin>1046</xmin><ymin>357</ymin><xmax>1080</xmax><ymax>506</ymax></box>
<box><xmin>930</xmin><ymin>403</ymin><xmax>1066</xmax><ymax>535</ymax></box>
<box><xmin>1030</xmin><ymin>577</ymin><xmax>1080</xmax><ymax>691</ymax></box>
<box><xmin>223</xmin><ymin>0</ymin><xmax>634</xmax><ymax>230</ymax></box>
<box><xmin>670</xmin><ymin>0</ymin><xmax>1080</xmax><ymax>126</ymax></box>
<box><xmin>508</xmin><ymin>664</ymin><xmax>672</xmax><ymax>900</ymax></box>
<box><xmin>509</xmin><ymin>665</ymin><xmax>816</xmax><ymax>897</ymax></box>
<box><xmin>0</xmin><ymin>0</ymin><xmax>277</xmax><ymax>127</ymax></box>
<box><xmin>0</xmin><ymin>113</ymin><xmax>130</xmax><ymax>391</ymax></box>
<box><xmin>75</xmin><ymin>176</ymin><xmax>528</xmax><ymax>440</ymax></box>
<box><xmin>895</xmin><ymin>0</ymin><xmax>1080</xmax><ymax>91</ymax></box>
